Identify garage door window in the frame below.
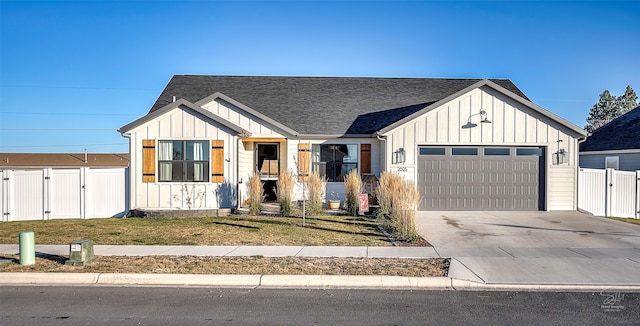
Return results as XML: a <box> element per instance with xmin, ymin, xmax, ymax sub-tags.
<box><xmin>484</xmin><ymin>148</ymin><xmax>510</xmax><ymax>156</ymax></box>
<box><xmin>419</xmin><ymin>147</ymin><xmax>446</xmax><ymax>155</ymax></box>
<box><xmin>516</xmin><ymin>148</ymin><xmax>542</xmax><ymax>156</ymax></box>
<box><xmin>451</xmin><ymin>148</ymin><xmax>478</xmax><ymax>155</ymax></box>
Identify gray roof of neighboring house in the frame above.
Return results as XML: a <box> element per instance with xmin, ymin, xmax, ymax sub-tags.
<box><xmin>0</xmin><ymin>153</ymin><xmax>129</xmax><ymax>168</ymax></box>
<box><xmin>148</xmin><ymin>75</ymin><xmax>530</xmax><ymax>136</ymax></box>
<box><xmin>580</xmin><ymin>105</ymin><xmax>640</xmax><ymax>152</ymax></box>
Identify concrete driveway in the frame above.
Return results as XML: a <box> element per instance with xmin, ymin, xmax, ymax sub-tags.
<box><xmin>416</xmin><ymin>211</ymin><xmax>640</xmax><ymax>286</ymax></box>
<box><xmin>416</xmin><ymin>211</ymin><xmax>640</xmax><ymax>248</ymax></box>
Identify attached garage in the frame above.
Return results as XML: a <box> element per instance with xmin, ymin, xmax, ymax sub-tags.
<box><xmin>377</xmin><ymin>80</ymin><xmax>587</xmax><ymax>212</ymax></box>
<box><xmin>417</xmin><ymin>146</ymin><xmax>544</xmax><ymax>210</ymax></box>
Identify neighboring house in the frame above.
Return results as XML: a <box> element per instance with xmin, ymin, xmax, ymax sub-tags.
<box><xmin>579</xmin><ymin>105</ymin><xmax>640</xmax><ymax>171</ymax></box>
<box><xmin>118</xmin><ymin>75</ymin><xmax>587</xmax><ymax>212</ymax></box>
<box><xmin>0</xmin><ymin>153</ymin><xmax>129</xmax><ymax>221</ymax></box>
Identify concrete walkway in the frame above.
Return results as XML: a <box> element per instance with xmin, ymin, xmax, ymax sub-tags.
<box><xmin>1</xmin><ymin>244</ymin><xmax>639</xmax><ymax>290</ymax></box>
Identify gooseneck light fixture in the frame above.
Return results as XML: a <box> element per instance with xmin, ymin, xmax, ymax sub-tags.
<box><xmin>462</xmin><ymin>110</ymin><xmax>492</xmax><ymax>129</ymax></box>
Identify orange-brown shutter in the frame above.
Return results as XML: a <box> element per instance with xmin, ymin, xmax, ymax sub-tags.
<box><xmin>298</xmin><ymin>143</ymin><xmax>311</xmax><ymax>182</ymax></box>
<box><xmin>211</xmin><ymin>140</ymin><xmax>224</xmax><ymax>183</ymax></box>
<box><xmin>360</xmin><ymin>144</ymin><xmax>371</xmax><ymax>175</ymax></box>
<box><xmin>142</xmin><ymin>139</ymin><xmax>156</xmax><ymax>183</ymax></box>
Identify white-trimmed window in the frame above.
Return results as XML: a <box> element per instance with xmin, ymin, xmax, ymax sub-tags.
<box><xmin>158</xmin><ymin>140</ymin><xmax>210</xmax><ymax>182</ymax></box>
<box><xmin>605</xmin><ymin>156</ymin><xmax>619</xmax><ymax>170</ymax></box>
<box><xmin>312</xmin><ymin>144</ymin><xmax>358</xmax><ymax>182</ymax></box>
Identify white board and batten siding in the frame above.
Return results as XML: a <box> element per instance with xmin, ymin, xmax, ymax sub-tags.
<box><xmin>383</xmin><ymin>86</ymin><xmax>582</xmax><ymax>211</ymax></box>
<box><xmin>126</xmin><ymin>106</ymin><xmax>240</xmax><ymax>210</ymax></box>
<box><xmin>1</xmin><ymin>168</ymin><xmax>128</xmax><ymax>221</ymax></box>
<box><xmin>202</xmin><ymin>98</ymin><xmax>289</xmax><ymax>205</ymax></box>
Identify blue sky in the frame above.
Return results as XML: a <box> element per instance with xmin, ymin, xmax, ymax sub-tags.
<box><xmin>1</xmin><ymin>0</ymin><xmax>639</xmax><ymax>153</ymax></box>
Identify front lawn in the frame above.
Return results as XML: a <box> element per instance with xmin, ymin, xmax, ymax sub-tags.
<box><xmin>0</xmin><ymin>214</ymin><xmax>392</xmax><ymax>246</ymax></box>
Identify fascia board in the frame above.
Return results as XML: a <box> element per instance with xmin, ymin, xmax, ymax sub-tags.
<box><xmin>195</xmin><ymin>92</ymin><xmax>299</xmax><ymax>137</ymax></box>
<box><xmin>293</xmin><ymin>134</ymin><xmax>375</xmax><ymax>140</ymax></box>
<box><xmin>118</xmin><ymin>98</ymin><xmax>248</xmax><ymax>135</ymax></box>
<box><xmin>580</xmin><ymin>149</ymin><xmax>640</xmax><ymax>155</ymax></box>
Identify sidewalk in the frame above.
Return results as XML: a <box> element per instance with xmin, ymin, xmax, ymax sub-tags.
<box><xmin>1</xmin><ymin>244</ymin><xmax>639</xmax><ymax>290</ymax></box>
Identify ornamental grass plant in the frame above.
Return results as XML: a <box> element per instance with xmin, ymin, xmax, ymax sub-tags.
<box><xmin>277</xmin><ymin>169</ymin><xmax>295</xmax><ymax>216</ymax></box>
<box><xmin>375</xmin><ymin>172</ymin><xmax>421</xmax><ymax>241</ymax></box>
<box><xmin>344</xmin><ymin>169</ymin><xmax>363</xmax><ymax>215</ymax></box>
<box><xmin>306</xmin><ymin>171</ymin><xmax>326</xmax><ymax>215</ymax></box>
<box><xmin>247</xmin><ymin>173</ymin><xmax>262</xmax><ymax>215</ymax></box>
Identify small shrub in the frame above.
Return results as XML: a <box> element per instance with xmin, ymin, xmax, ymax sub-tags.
<box><xmin>277</xmin><ymin>170</ymin><xmax>295</xmax><ymax>216</ymax></box>
<box><xmin>344</xmin><ymin>169</ymin><xmax>363</xmax><ymax>215</ymax></box>
<box><xmin>247</xmin><ymin>174</ymin><xmax>262</xmax><ymax>215</ymax></box>
<box><xmin>306</xmin><ymin>171</ymin><xmax>326</xmax><ymax>215</ymax></box>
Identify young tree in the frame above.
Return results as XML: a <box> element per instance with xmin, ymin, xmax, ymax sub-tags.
<box><xmin>616</xmin><ymin>85</ymin><xmax>639</xmax><ymax>115</ymax></box>
<box><xmin>585</xmin><ymin>86</ymin><xmax>639</xmax><ymax>134</ymax></box>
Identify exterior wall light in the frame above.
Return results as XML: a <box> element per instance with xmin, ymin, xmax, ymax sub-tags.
<box><xmin>462</xmin><ymin>110</ymin><xmax>492</xmax><ymax>128</ymax></box>
<box><xmin>393</xmin><ymin>148</ymin><xmax>406</xmax><ymax>164</ymax></box>
<box><xmin>554</xmin><ymin>139</ymin><xmax>567</xmax><ymax>164</ymax></box>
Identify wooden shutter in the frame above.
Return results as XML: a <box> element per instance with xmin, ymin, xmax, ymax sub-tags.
<box><xmin>142</xmin><ymin>139</ymin><xmax>156</xmax><ymax>183</ymax></box>
<box><xmin>360</xmin><ymin>144</ymin><xmax>371</xmax><ymax>174</ymax></box>
<box><xmin>211</xmin><ymin>140</ymin><xmax>224</xmax><ymax>183</ymax></box>
<box><xmin>298</xmin><ymin>143</ymin><xmax>311</xmax><ymax>182</ymax></box>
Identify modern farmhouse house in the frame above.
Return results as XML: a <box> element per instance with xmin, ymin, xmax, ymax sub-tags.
<box><xmin>118</xmin><ymin>75</ymin><xmax>587</xmax><ymax>213</ymax></box>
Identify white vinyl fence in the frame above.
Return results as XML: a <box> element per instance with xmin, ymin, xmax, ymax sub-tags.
<box><xmin>578</xmin><ymin>168</ymin><xmax>639</xmax><ymax>218</ymax></box>
<box><xmin>1</xmin><ymin>167</ymin><xmax>129</xmax><ymax>221</ymax></box>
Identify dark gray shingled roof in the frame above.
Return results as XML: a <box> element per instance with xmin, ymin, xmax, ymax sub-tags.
<box><xmin>580</xmin><ymin>105</ymin><xmax>640</xmax><ymax>151</ymax></box>
<box><xmin>149</xmin><ymin>75</ymin><xmax>530</xmax><ymax>136</ymax></box>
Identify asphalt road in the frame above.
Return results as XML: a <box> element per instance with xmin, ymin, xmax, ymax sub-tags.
<box><xmin>1</xmin><ymin>286</ymin><xmax>638</xmax><ymax>325</ymax></box>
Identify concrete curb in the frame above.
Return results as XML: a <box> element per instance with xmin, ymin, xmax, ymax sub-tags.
<box><xmin>3</xmin><ymin>273</ymin><xmax>640</xmax><ymax>291</ymax></box>
<box><xmin>97</xmin><ymin>273</ymin><xmax>262</xmax><ymax>287</ymax></box>
<box><xmin>259</xmin><ymin>275</ymin><xmax>452</xmax><ymax>289</ymax></box>
<box><xmin>450</xmin><ymin>279</ymin><xmax>640</xmax><ymax>291</ymax></box>
<box><xmin>0</xmin><ymin>273</ymin><xmax>101</xmax><ymax>285</ymax></box>
<box><xmin>0</xmin><ymin>273</ymin><xmax>450</xmax><ymax>289</ymax></box>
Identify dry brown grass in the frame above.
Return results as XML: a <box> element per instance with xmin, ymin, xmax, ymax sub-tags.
<box><xmin>0</xmin><ymin>215</ymin><xmax>391</xmax><ymax>246</ymax></box>
<box><xmin>0</xmin><ymin>254</ymin><xmax>448</xmax><ymax>277</ymax></box>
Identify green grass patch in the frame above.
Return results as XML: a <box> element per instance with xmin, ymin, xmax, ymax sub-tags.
<box><xmin>606</xmin><ymin>217</ymin><xmax>640</xmax><ymax>226</ymax></box>
<box><xmin>0</xmin><ymin>214</ymin><xmax>391</xmax><ymax>246</ymax></box>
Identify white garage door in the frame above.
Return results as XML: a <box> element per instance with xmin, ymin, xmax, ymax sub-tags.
<box><xmin>417</xmin><ymin>146</ymin><xmax>543</xmax><ymax>211</ymax></box>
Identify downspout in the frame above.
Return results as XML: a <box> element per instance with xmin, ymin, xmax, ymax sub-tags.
<box><xmin>375</xmin><ymin>131</ymin><xmax>387</xmax><ymax>175</ymax></box>
<box><xmin>237</xmin><ymin>135</ymin><xmax>242</xmax><ymax>211</ymax></box>
<box><xmin>120</xmin><ymin>132</ymin><xmax>132</xmax><ymax>217</ymax></box>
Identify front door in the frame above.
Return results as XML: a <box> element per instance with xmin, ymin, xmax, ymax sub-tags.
<box><xmin>256</xmin><ymin>143</ymin><xmax>279</xmax><ymax>201</ymax></box>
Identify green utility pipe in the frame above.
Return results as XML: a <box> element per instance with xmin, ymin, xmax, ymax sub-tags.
<box><xmin>19</xmin><ymin>231</ymin><xmax>35</xmax><ymax>265</ymax></box>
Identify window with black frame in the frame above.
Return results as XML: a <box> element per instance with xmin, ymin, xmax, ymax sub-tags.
<box><xmin>312</xmin><ymin>144</ymin><xmax>358</xmax><ymax>182</ymax></box>
<box><xmin>158</xmin><ymin>140</ymin><xmax>210</xmax><ymax>182</ymax></box>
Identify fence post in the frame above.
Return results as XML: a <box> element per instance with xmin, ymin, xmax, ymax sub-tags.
<box><xmin>605</xmin><ymin>168</ymin><xmax>613</xmax><ymax>217</ymax></box>
<box><xmin>44</xmin><ymin>168</ymin><xmax>52</xmax><ymax>220</ymax></box>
